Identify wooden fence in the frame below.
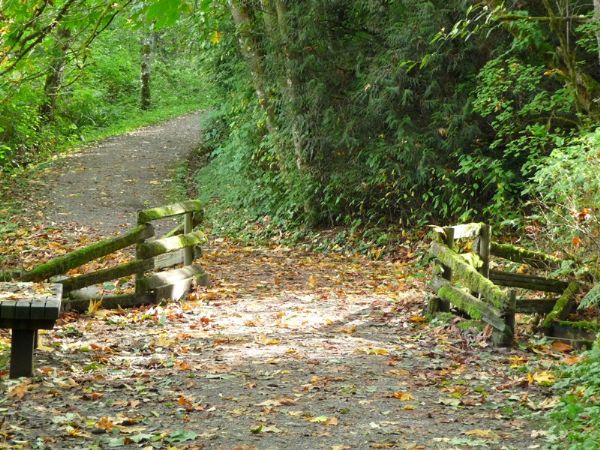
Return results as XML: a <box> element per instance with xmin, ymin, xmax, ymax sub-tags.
<box><xmin>428</xmin><ymin>223</ymin><xmax>579</xmax><ymax>346</ymax></box>
<box><xmin>10</xmin><ymin>200</ymin><xmax>207</xmax><ymax>312</ymax></box>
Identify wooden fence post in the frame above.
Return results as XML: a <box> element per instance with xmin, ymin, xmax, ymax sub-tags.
<box><xmin>478</xmin><ymin>224</ymin><xmax>491</xmax><ymax>279</ymax></box>
<box><xmin>183</xmin><ymin>212</ymin><xmax>193</xmax><ymax>267</ymax></box>
<box><xmin>492</xmin><ymin>290</ymin><xmax>516</xmax><ymax>347</ymax></box>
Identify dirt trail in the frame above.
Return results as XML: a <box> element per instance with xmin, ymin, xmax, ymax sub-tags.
<box><xmin>1</xmin><ymin>113</ymin><xmax>559</xmax><ymax>449</ymax></box>
<box><xmin>40</xmin><ymin>112</ymin><xmax>202</xmax><ymax>235</ymax></box>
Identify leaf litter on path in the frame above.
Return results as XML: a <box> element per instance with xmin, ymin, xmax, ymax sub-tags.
<box><xmin>0</xmin><ymin>237</ymin><xmax>557</xmax><ymax>449</ymax></box>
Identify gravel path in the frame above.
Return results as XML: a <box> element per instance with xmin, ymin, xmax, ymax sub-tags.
<box><xmin>41</xmin><ymin>112</ymin><xmax>202</xmax><ymax>235</ymax></box>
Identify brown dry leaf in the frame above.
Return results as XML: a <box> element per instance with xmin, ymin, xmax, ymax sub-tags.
<box><xmin>8</xmin><ymin>381</ymin><xmax>37</xmax><ymax>400</ymax></box>
<box><xmin>563</xmin><ymin>355</ymin><xmax>582</xmax><ymax>366</ymax></box>
<box><xmin>95</xmin><ymin>416</ymin><xmax>114</xmax><ymax>432</ymax></box>
<box><xmin>336</xmin><ymin>326</ymin><xmax>357</xmax><ymax>334</ymax></box>
<box><xmin>388</xmin><ymin>392</ymin><xmax>413</xmax><ymax>401</ymax></box>
<box><xmin>551</xmin><ymin>341</ymin><xmax>573</xmax><ymax>353</ymax></box>
<box><xmin>363</xmin><ymin>348</ymin><xmax>389</xmax><ymax>356</ymax></box>
<box><xmin>178</xmin><ymin>395</ymin><xmax>194</xmax><ymax>412</ymax></box>
<box><xmin>175</xmin><ymin>360</ymin><xmax>191</xmax><ymax>371</ymax></box>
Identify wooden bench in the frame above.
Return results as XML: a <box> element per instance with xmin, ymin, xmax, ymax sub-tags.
<box><xmin>0</xmin><ymin>282</ymin><xmax>62</xmax><ymax>378</ymax></box>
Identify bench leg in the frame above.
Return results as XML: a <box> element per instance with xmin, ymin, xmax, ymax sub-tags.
<box><xmin>10</xmin><ymin>329</ymin><xmax>36</xmax><ymax>379</ymax></box>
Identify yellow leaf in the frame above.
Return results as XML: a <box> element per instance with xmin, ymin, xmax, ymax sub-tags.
<box><xmin>308</xmin><ymin>275</ymin><xmax>318</xmax><ymax>289</ymax></box>
<box><xmin>87</xmin><ymin>299</ymin><xmax>103</xmax><ymax>316</ymax></box>
<box><xmin>365</xmin><ymin>348</ymin><xmax>389</xmax><ymax>356</ymax></box>
<box><xmin>509</xmin><ymin>356</ymin><xmax>527</xmax><ymax>368</ymax></box>
<box><xmin>529</xmin><ymin>371</ymin><xmax>555</xmax><ymax>385</ymax></box>
<box><xmin>464</xmin><ymin>429</ymin><xmax>499</xmax><ymax>440</ymax></box>
<box><xmin>258</xmin><ymin>335</ymin><xmax>281</xmax><ymax>345</ymax></box>
<box><xmin>211</xmin><ymin>30</ymin><xmax>223</xmax><ymax>44</ymax></box>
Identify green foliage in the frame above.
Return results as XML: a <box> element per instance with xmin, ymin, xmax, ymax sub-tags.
<box><xmin>549</xmin><ymin>339</ymin><xmax>600</xmax><ymax>448</ymax></box>
<box><xmin>526</xmin><ymin>130</ymin><xmax>600</xmax><ymax>267</ymax></box>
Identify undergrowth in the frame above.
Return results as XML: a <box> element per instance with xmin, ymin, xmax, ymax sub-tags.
<box><xmin>548</xmin><ymin>338</ymin><xmax>600</xmax><ymax>449</ymax></box>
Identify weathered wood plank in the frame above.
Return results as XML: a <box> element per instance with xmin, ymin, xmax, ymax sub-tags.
<box><xmin>137</xmin><ymin>200</ymin><xmax>202</xmax><ymax>224</ymax></box>
<box><xmin>183</xmin><ymin>212</ymin><xmax>193</xmax><ymax>266</ymax></box>
<box><xmin>20</xmin><ymin>224</ymin><xmax>154</xmax><ymax>282</ymax></box>
<box><xmin>445</xmin><ymin>223</ymin><xmax>484</xmax><ymax>240</ymax></box>
<box><xmin>516</xmin><ymin>298</ymin><xmax>557</xmax><ymax>314</ymax></box>
<box><xmin>431</xmin><ymin>277</ymin><xmax>506</xmax><ymax>331</ymax></box>
<box><xmin>136</xmin><ymin>231</ymin><xmax>207</xmax><ymax>260</ymax></box>
<box><xmin>137</xmin><ymin>265</ymin><xmax>207</xmax><ymax>291</ymax></box>
<box><xmin>489</xmin><ymin>270</ymin><xmax>569</xmax><ymax>293</ymax></box>
<box><xmin>430</xmin><ymin>242</ymin><xmax>509</xmax><ymax>309</ymax></box>
<box><xmin>62</xmin><ymin>293</ymin><xmax>157</xmax><ymax>312</ymax></box>
<box><xmin>490</xmin><ymin>242</ymin><xmax>562</xmax><ymax>269</ymax></box>
<box><xmin>478</xmin><ymin>224</ymin><xmax>491</xmax><ymax>278</ymax></box>
<box><xmin>60</xmin><ymin>259</ymin><xmax>155</xmax><ymax>294</ymax></box>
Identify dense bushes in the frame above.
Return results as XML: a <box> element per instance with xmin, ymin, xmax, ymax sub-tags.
<box><xmin>195</xmin><ymin>0</ymin><xmax>599</xmax><ymax>240</ymax></box>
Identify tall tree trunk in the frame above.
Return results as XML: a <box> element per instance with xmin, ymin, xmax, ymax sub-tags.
<box><xmin>594</xmin><ymin>0</ymin><xmax>600</xmax><ymax>65</ymax></box>
<box><xmin>274</xmin><ymin>0</ymin><xmax>309</xmax><ymax>171</ymax></box>
<box><xmin>40</xmin><ymin>28</ymin><xmax>71</xmax><ymax>121</ymax></box>
<box><xmin>228</xmin><ymin>0</ymin><xmax>277</xmax><ymax>134</ymax></box>
<box><xmin>140</xmin><ymin>31</ymin><xmax>154</xmax><ymax>110</ymax></box>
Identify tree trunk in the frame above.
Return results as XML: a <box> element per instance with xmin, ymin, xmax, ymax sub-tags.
<box><xmin>594</xmin><ymin>0</ymin><xmax>600</xmax><ymax>65</ymax></box>
<box><xmin>228</xmin><ymin>0</ymin><xmax>277</xmax><ymax>134</ymax></box>
<box><xmin>140</xmin><ymin>31</ymin><xmax>154</xmax><ymax>110</ymax></box>
<box><xmin>274</xmin><ymin>0</ymin><xmax>309</xmax><ymax>171</ymax></box>
<box><xmin>40</xmin><ymin>28</ymin><xmax>72</xmax><ymax>121</ymax></box>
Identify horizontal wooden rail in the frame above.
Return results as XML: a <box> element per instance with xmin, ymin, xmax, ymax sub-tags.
<box><xmin>136</xmin><ymin>231</ymin><xmax>207</xmax><ymax>259</ymax></box>
<box><xmin>489</xmin><ymin>270</ymin><xmax>569</xmax><ymax>293</ymax></box>
<box><xmin>445</xmin><ymin>223</ymin><xmax>485</xmax><ymax>240</ymax></box>
<box><xmin>60</xmin><ymin>259</ymin><xmax>155</xmax><ymax>294</ymax></box>
<box><xmin>429</xmin><ymin>242</ymin><xmax>508</xmax><ymax>309</ymax></box>
<box><xmin>62</xmin><ymin>293</ymin><xmax>156</xmax><ymax>312</ymax></box>
<box><xmin>138</xmin><ymin>200</ymin><xmax>202</xmax><ymax>224</ymax></box>
<box><xmin>516</xmin><ymin>298</ymin><xmax>557</xmax><ymax>314</ymax></box>
<box><xmin>137</xmin><ymin>265</ymin><xmax>207</xmax><ymax>292</ymax></box>
<box><xmin>541</xmin><ymin>282</ymin><xmax>580</xmax><ymax>329</ymax></box>
<box><xmin>490</xmin><ymin>242</ymin><xmax>562</xmax><ymax>270</ymax></box>
<box><xmin>430</xmin><ymin>278</ymin><xmax>505</xmax><ymax>331</ymax></box>
<box><xmin>20</xmin><ymin>224</ymin><xmax>154</xmax><ymax>282</ymax></box>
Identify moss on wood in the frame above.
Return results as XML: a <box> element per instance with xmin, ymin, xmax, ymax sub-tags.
<box><xmin>490</xmin><ymin>242</ymin><xmax>562</xmax><ymax>269</ymax></box>
<box><xmin>137</xmin><ymin>200</ymin><xmax>202</xmax><ymax>224</ymax></box>
<box><xmin>431</xmin><ymin>278</ymin><xmax>506</xmax><ymax>331</ymax></box>
<box><xmin>556</xmin><ymin>320</ymin><xmax>600</xmax><ymax>331</ymax></box>
<box><xmin>136</xmin><ymin>231</ymin><xmax>207</xmax><ymax>259</ymax></box>
<box><xmin>20</xmin><ymin>224</ymin><xmax>154</xmax><ymax>282</ymax></box>
<box><xmin>542</xmin><ymin>281</ymin><xmax>580</xmax><ymax>329</ymax></box>
<box><xmin>60</xmin><ymin>258</ymin><xmax>155</xmax><ymax>294</ymax></box>
<box><xmin>430</xmin><ymin>242</ymin><xmax>508</xmax><ymax>309</ymax></box>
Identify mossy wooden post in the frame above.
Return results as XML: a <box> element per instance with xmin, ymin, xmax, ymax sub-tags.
<box><xmin>437</xmin><ymin>227</ymin><xmax>455</xmax><ymax>312</ymax></box>
<box><xmin>478</xmin><ymin>225</ymin><xmax>491</xmax><ymax>279</ymax></box>
<box><xmin>492</xmin><ymin>290</ymin><xmax>516</xmax><ymax>347</ymax></box>
<box><xmin>183</xmin><ymin>212</ymin><xmax>193</xmax><ymax>266</ymax></box>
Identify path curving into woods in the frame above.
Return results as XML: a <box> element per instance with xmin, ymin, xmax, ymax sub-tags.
<box><xmin>36</xmin><ymin>111</ymin><xmax>203</xmax><ymax>235</ymax></box>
